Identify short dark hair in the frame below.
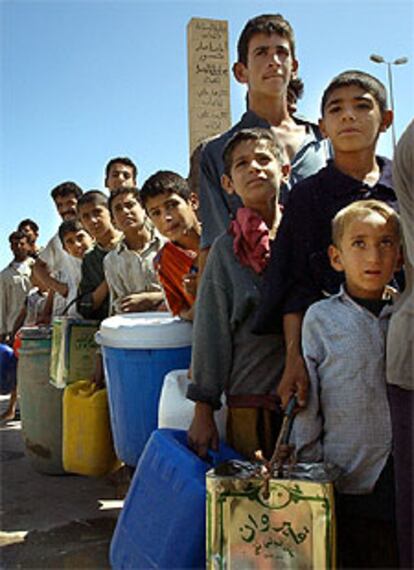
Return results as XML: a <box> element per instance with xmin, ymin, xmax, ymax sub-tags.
<box><xmin>77</xmin><ymin>190</ymin><xmax>109</xmax><ymax>212</ymax></box>
<box><xmin>140</xmin><ymin>171</ymin><xmax>191</xmax><ymax>209</ymax></box>
<box><xmin>321</xmin><ymin>70</ymin><xmax>388</xmax><ymax>115</ymax></box>
<box><xmin>50</xmin><ymin>181</ymin><xmax>83</xmax><ymax>201</ymax></box>
<box><xmin>108</xmin><ymin>187</ymin><xmax>141</xmax><ymax>214</ymax></box>
<box><xmin>222</xmin><ymin>128</ymin><xmax>285</xmax><ymax>177</ymax></box>
<box><xmin>237</xmin><ymin>14</ymin><xmax>296</xmax><ymax>65</ymax></box>
<box><xmin>9</xmin><ymin>230</ymin><xmax>28</xmax><ymax>243</ymax></box>
<box><xmin>17</xmin><ymin>218</ymin><xmax>39</xmax><ymax>233</ymax></box>
<box><xmin>105</xmin><ymin>157</ymin><xmax>137</xmax><ymax>181</ymax></box>
<box><xmin>58</xmin><ymin>219</ymin><xmax>87</xmax><ymax>245</ymax></box>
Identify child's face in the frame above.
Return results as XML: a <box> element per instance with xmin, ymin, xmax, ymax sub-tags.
<box><xmin>111</xmin><ymin>192</ymin><xmax>146</xmax><ymax>233</ymax></box>
<box><xmin>319</xmin><ymin>85</ymin><xmax>391</xmax><ymax>154</ymax></box>
<box><xmin>329</xmin><ymin>212</ymin><xmax>401</xmax><ymax>300</ymax></box>
<box><xmin>78</xmin><ymin>202</ymin><xmax>113</xmax><ymax>241</ymax></box>
<box><xmin>234</xmin><ymin>32</ymin><xmax>298</xmax><ymax>100</ymax></box>
<box><xmin>222</xmin><ymin>139</ymin><xmax>285</xmax><ymax>210</ymax></box>
<box><xmin>54</xmin><ymin>193</ymin><xmax>79</xmax><ymax>221</ymax></box>
<box><xmin>63</xmin><ymin>229</ymin><xmax>93</xmax><ymax>259</ymax></box>
<box><xmin>145</xmin><ymin>192</ymin><xmax>199</xmax><ymax>243</ymax></box>
<box><xmin>106</xmin><ymin>163</ymin><xmax>136</xmax><ymax>193</ymax></box>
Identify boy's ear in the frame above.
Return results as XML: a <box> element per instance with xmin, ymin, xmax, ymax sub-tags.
<box><xmin>328</xmin><ymin>244</ymin><xmax>344</xmax><ymax>273</ymax></box>
<box><xmin>233</xmin><ymin>61</ymin><xmax>249</xmax><ymax>85</ymax></box>
<box><xmin>379</xmin><ymin>109</ymin><xmax>393</xmax><ymax>133</ymax></box>
<box><xmin>221</xmin><ymin>173</ymin><xmax>235</xmax><ymax>195</ymax></box>
<box><xmin>318</xmin><ymin>118</ymin><xmax>328</xmax><ymax>139</ymax></box>
<box><xmin>281</xmin><ymin>163</ymin><xmax>291</xmax><ymax>183</ymax></box>
<box><xmin>189</xmin><ymin>192</ymin><xmax>199</xmax><ymax>211</ymax></box>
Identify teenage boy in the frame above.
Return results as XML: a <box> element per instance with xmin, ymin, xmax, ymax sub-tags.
<box><xmin>104</xmin><ymin>187</ymin><xmax>164</xmax><ymax>315</ymax></box>
<box><xmin>32</xmin><ymin>181</ymin><xmax>83</xmax><ymax>303</ymax></box>
<box><xmin>140</xmin><ymin>171</ymin><xmax>201</xmax><ymax>320</ymax></box>
<box><xmin>187</xmin><ymin>128</ymin><xmax>289</xmax><ymax>460</ymax></box>
<box><xmin>77</xmin><ymin>191</ymin><xmax>122</xmax><ymax>321</ymax></box>
<box><xmin>292</xmin><ymin>200</ymin><xmax>401</xmax><ymax>568</ymax></box>
<box><xmin>17</xmin><ymin>219</ymin><xmax>42</xmax><ymax>258</ymax></box>
<box><xmin>105</xmin><ymin>157</ymin><xmax>137</xmax><ymax>193</ymax></box>
<box><xmin>253</xmin><ymin>70</ymin><xmax>397</xmax><ymax>409</ymax></box>
<box><xmin>198</xmin><ymin>13</ymin><xmax>329</xmax><ymax>269</ymax></box>
<box><xmin>0</xmin><ymin>232</ymin><xmax>33</xmax><ymax>345</ymax></box>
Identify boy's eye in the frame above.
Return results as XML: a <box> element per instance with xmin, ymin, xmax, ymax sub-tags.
<box><xmin>327</xmin><ymin>105</ymin><xmax>341</xmax><ymax>114</ymax></box>
<box><xmin>380</xmin><ymin>238</ymin><xmax>394</xmax><ymax>248</ymax></box>
<box><xmin>351</xmin><ymin>239</ymin><xmax>366</xmax><ymax>248</ymax></box>
<box><xmin>150</xmin><ymin>209</ymin><xmax>160</xmax><ymax>218</ymax></box>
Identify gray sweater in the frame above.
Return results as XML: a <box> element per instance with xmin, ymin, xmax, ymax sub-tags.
<box><xmin>187</xmin><ymin>232</ymin><xmax>285</xmax><ymax>410</ymax></box>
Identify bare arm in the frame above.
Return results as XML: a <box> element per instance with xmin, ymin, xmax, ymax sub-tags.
<box><xmin>119</xmin><ymin>291</ymin><xmax>164</xmax><ymax>313</ymax></box>
<box><xmin>33</xmin><ymin>258</ymin><xmax>68</xmax><ymax>298</ymax></box>
<box><xmin>91</xmin><ymin>280</ymin><xmax>109</xmax><ymax>311</ymax></box>
<box><xmin>187</xmin><ymin>402</ymin><xmax>219</xmax><ymax>459</ymax></box>
<box><xmin>277</xmin><ymin>312</ymin><xmax>309</xmax><ymax>409</ymax></box>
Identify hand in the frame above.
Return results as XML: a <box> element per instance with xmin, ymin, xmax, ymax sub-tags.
<box><xmin>277</xmin><ymin>354</ymin><xmax>309</xmax><ymax>410</ymax></box>
<box><xmin>120</xmin><ymin>292</ymin><xmax>163</xmax><ymax>313</ymax></box>
<box><xmin>55</xmin><ymin>282</ymin><xmax>69</xmax><ymax>298</ymax></box>
<box><xmin>182</xmin><ymin>272</ymin><xmax>198</xmax><ymax>298</ymax></box>
<box><xmin>187</xmin><ymin>402</ymin><xmax>219</xmax><ymax>459</ymax></box>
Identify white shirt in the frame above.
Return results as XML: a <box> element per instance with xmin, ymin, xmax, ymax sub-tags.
<box><xmin>0</xmin><ymin>258</ymin><xmax>34</xmax><ymax>335</ymax></box>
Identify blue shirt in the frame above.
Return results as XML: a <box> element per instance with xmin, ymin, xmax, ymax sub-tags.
<box><xmin>252</xmin><ymin>157</ymin><xmax>397</xmax><ymax>334</ymax></box>
<box><xmin>198</xmin><ymin>110</ymin><xmax>329</xmax><ymax>249</ymax></box>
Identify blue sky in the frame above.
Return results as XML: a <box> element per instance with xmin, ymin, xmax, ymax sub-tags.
<box><xmin>1</xmin><ymin>0</ymin><xmax>413</xmax><ymax>269</ymax></box>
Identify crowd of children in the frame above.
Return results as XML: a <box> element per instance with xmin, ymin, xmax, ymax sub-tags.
<box><xmin>0</xmin><ymin>12</ymin><xmax>412</xmax><ymax>569</ymax></box>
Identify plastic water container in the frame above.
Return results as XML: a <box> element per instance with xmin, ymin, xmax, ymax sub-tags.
<box><xmin>18</xmin><ymin>326</ymin><xmax>64</xmax><ymax>474</ymax></box>
<box><xmin>97</xmin><ymin>313</ymin><xmax>192</xmax><ymax>466</ymax></box>
<box><xmin>63</xmin><ymin>380</ymin><xmax>120</xmax><ymax>477</ymax></box>
<box><xmin>110</xmin><ymin>428</ymin><xmax>242</xmax><ymax>570</ymax></box>
<box><xmin>158</xmin><ymin>369</ymin><xmax>228</xmax><ymax>440</ymax></box>
<box><xmin>0</xmin><ymin>343</ymin><xmax>17</xmax><ymax>395</ymax></box>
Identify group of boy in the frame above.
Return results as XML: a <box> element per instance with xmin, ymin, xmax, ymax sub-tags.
<box><xmin>0</xmin><ymin>11</ymin><xmax>412</xmax><ymax>568</ymax></box>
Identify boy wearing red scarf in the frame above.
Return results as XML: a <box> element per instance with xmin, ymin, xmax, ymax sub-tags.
<box><xmin>187</xmin><ymin>128</ymin><xmax>289</xmax><ymax>459</ymax></box>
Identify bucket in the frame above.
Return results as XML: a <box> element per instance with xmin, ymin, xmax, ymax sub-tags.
<box><xmin>158</xmin><ymin>369</ymin><xmax>228</xmax><ymax>440</ymax></box>
<box><xmin>50</xmin><ymin>317</ymin><xmax>99</xmax><ymax>388</ymax></box>
<box><xmin>18</xmin><ymin>326</ymin><xmax>64</xmax><ymax>474</ymax></box>
<box><xmin>97</xmin><ymin>313</ymin><xmax>192</xmax><ymax>466</ymax></box>
<box><xmin>63</xmin><ymin>380</ymin><xmax>120</xmax><ymax>476</ymax></box>
<box><xmin>110</xmin><ymin>428</ymin><xmax>242</xmax><ymax>570</ymax></box>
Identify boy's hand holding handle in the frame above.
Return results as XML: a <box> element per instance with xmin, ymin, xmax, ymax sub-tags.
<box><xmin>187</xmin><ymin>401</ymin><xmax>219</xmax><ymax>459</ymax></box>
<box><xmin>277</xmin><ymin>353</ymin><xmax>309</xmax><ymax>410</ymax></box>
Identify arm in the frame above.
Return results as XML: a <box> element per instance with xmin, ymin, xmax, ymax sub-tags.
<box><xmin>32</xmin><ymin>258</ymin><xmax>68</xmax><ymax>298</ymax></box>
<box><xmin>277</xmin><ymin>312</ymin><xmax>309</xmax><ymax>409</ymax></box>
<box><xmin>119</xmin><ymin>291</ymin><xmax>164</xmax><ymax>313</ymax></box>
<box><xmin>91</xmin><ymin>280</ymin><xmax>109</xmax><ymax>311</ymax></box>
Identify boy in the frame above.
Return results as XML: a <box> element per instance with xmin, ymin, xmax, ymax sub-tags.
<box><xmin>187</xmin><ymin>128</ymin><xmax>289</xmax><ymax>460</ymax></box>
<box><xmin>76</xmin><ymin>191</ymin><xmax>122</xmax><ymax>321</ymax></box>
<box><xmin>198</xmin><ymin>13</ymin><xmax>328</xmax><ymax>270</ymax></box>
<box><xmin>140</xmin><ymin>171</ymin><xmax>201</xmax><ymax>320</ymax></box>
<box><xmin>105</xmin><ymin>157</ymin><xmax>137</xmax><ymax>193</ymax></box>
<box><xmin>292</xmin><ymin>200</ymin><xmax>401</xmax><ymax>568</ymax></box>
<box><xmin>17</xmin><ymin>219</ymin><xmax>42</xmax><ymax>258</ymax></box>
<box><xmin>104</xmin><ymin>187</ymin><xmax>164</xmax><ymax>315</ymax></box>
<box><xmin>32</xmin><ymin>181</ymin><xmax>83</xmax><ymax>303</ymax></box>
<box><xmin>253</xmin><ymin>70</ymin><xmax>397</xmax><ymax>408</ymax></box>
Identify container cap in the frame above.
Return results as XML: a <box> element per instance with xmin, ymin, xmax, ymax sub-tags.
<box><xmin>96</xmin><ymin>312</ymin><xmax>192</xmax><ymax>349</ymax></box>
<box><xmin>20</xmin><ymin>325</ymin><xmax>52</xmax><ymax>339</ymax></box>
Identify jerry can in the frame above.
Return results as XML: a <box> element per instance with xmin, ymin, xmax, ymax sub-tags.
<box><xmin>63</xmin><ymin>380</ymin><xmax>119</xmax><ymax>476</ymax></box>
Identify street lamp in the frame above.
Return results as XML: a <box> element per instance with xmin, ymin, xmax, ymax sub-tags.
<box><xmin>370</xmin><ymin>54</ymin><xmax>409</xmax><ymax>149</ymax></box>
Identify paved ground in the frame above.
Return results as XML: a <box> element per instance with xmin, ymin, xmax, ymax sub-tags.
<box><xmin>0</xmin><ymin>395</ymin><xmax>124</xmax><ymax>569</ymax></box>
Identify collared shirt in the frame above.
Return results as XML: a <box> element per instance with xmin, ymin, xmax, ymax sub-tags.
<box><xmin>252</xmin><ymin>157</ymin><xmax>397</xmax><ymax>334</ymax></box>
<box><xmin>291</xmin><ymin>286</ymin><xmax>393</xmax><ymax>494</ymax></box>
<box><xmin>387</xmin><ymin>120</ymin><xmax>414</xmax><ymax>391</ymax></box>
<box><xmin>104</xmin><ymin>230</ymin><xmax>164</xmax><ymax>315</ymax></box>
<box><xmin>0</xmin><ymin>258</ymin><xmax>34</xmax><ymax>335</ymax></box>
<box><xmin>199</xmin><ymin>110</ymin><xmax>329</xmax><ymax>249</ymax></box>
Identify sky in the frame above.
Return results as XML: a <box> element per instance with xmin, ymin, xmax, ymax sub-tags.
<box><xmin>1</xmin><ymin>0</ymin><xmax>413</xmax><ymax>269</ymax></box>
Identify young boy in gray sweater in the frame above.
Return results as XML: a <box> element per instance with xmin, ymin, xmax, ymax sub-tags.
<box><xmin>187</xmin><ymin>128</ymin><xmax>289</xmax><ymax>460</ymax></box>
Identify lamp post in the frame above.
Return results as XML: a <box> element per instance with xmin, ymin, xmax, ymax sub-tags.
<box><xmin>370</xmin><ymin>54</ymin><xmax>408</xmax><ymax>149</ymax></box>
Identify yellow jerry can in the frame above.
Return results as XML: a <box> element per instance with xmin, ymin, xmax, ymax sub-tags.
<box><xmin>63</xmin><ymin>380</ymin><xmax>120</xmax><ymax>476</ymax></box>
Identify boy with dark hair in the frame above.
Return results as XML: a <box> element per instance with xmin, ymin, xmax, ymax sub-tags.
<box><xmin>58</xmin><ymin>220</ymin><xmax>94</xmax><ymax>259</ymax></box>
<box><xmin>292</xmin><ymin>200</ymin><xmax>401</xmax><ymax>568</ymax></box>
<box><xmin>253</xmin><ymin>70</ymin><xmax>396</xmax><ymax>409</ymax></box>
<box><xmin>198</xmin><ymin>13</ymin><xmax>329</xmax><ymax>271</ymax></box>
<box><xmin>17</xmin><ymin>219</ymin><xmax>41</xmax><ymax>258</ymax></box>
<box><xmin>140</xmin><ymin>171</ymin><xmax>201</xmax><ymax>320</ymax></box>
<box><xmin>187</xmin><ymin>128</ymin><xmax>289</xmax><ymax>460</ymax></box>
<box><xmin>77</xmin><ymin>191</ymin><xmax>122</xmax><ymax>321</ymax></box>
<box><xmin>105</xmin><ymin>157</ymin><xmax>137</xmax><ymax>193</ymax></box>
<box><xmin>104</xmin><ymin>187</ymin><xmax>164</xmax><ymax>314</ymax></box>
<box><xmin>32</xmin><ymin>181</ymin><xmax>83</xmax><ymax>307</ymax></box>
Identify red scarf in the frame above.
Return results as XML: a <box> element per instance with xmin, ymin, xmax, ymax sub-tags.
<box><xmin>228</xmin><ymin>208</ymin><xmax>270</xmax><ymax>274</ymax></box>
